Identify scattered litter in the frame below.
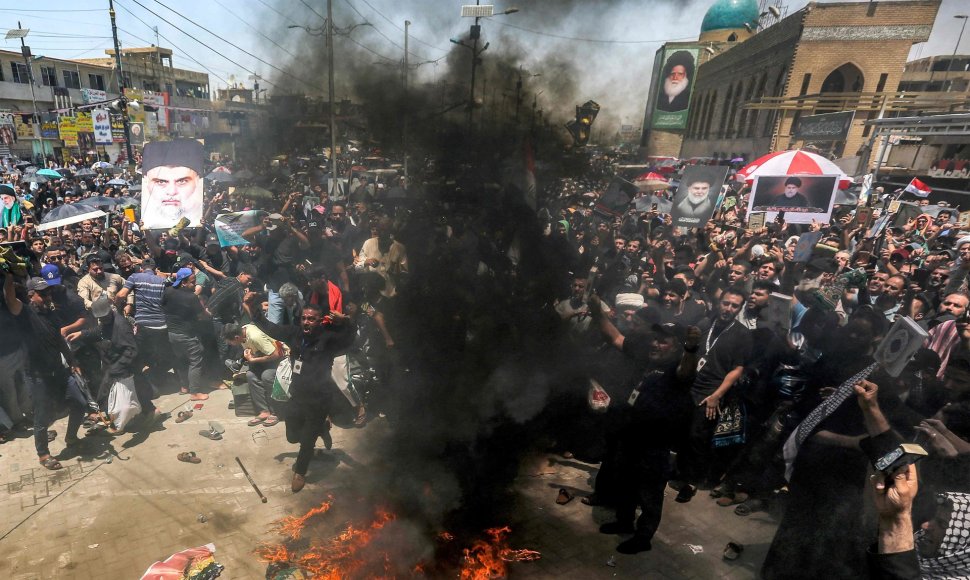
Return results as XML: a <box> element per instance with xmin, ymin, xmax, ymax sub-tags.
<box><xmin>105</xmin><ymin>456</ymin><xmax>113</xmax><ymax>464</ymax></box>
<box><xmin>606</xmin><ymin>555</ymin><xmax>616</xmax><ymax>567</ymax></box>
<box><xmin>140</xmin><ymin>543</ymin><xmax>223</xmax><ymax>579</ymax></box>
<box><xmin>685</xmin><ymin>544</ymin><xmax>704</xmax><ymax>555</ymax></box>
<box><xmin>88</xmin><ymin>544</ymin><xmax>99</xmax><ymax>549</ymax></box>
<box><xmin>197</xmin><ymin>514</ymin><xmax>208</xmax><ymax>523</ymax></box>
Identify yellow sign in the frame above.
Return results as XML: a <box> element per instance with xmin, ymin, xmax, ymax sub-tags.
<box><xmin>13</xmin><ymin>115</ymin><xmax>35</xmax><ymax>140</ymax></box>
<box><xmin>58</xmin><ymin>116</ymin><xmax>78</xmax><ymax>147</ymax></box>
<box><xmin>76</xmin><ymin>111</ymin><xmax>94</xmax><ymax>133</ymax></box>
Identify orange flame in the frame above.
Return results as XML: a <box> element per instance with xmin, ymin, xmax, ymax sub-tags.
<box><xmin>258</xmin><ymin>498</ymin><xmax>539</xmax><ymax>579</ymax></box>
<box><xmin>459</xmin><ymin>526</ymin><xmax>541</xmax><ymax>579</ymax></box>
<box><xmin>274</xmin><ymin>495</ymin><xmax>334</xmax><ymax>539</ymax></box>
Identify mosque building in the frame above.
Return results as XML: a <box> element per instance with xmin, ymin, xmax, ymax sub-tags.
<box><xmin>640</xmin><ymin>0</ymin><xmax>946</xmax><ymax>170</ymax></box>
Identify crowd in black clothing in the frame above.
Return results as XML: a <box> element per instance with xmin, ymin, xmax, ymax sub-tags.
<box><xmin>1</xmin><ymin>150</ymin><xmax>969</xmax><ymax>577</ymax></box>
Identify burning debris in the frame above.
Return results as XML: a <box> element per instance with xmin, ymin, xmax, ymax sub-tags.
<box><xmin>258</xmin><ymin>499</ymin><xmax>539</xmax><ymax>579</ymax></box>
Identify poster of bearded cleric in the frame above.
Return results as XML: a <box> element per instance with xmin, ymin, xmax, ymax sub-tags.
<box><xmin>747</xmin><ymin>175</ymin><xmax>840</xmax><ymax>224</ymax></box>
<box><xmin>671</xmin><ymin>165</ymin><xmax>729</xmax><ymax>228</ymax></box>
<box><xmin>141</xmin><ymin>139</ymin><xmax>205</xmax><ymax>229</ymax></box>
<box><xmin>651</xmin><ymin>48</ymin><xmax>698</xmax><ymax>130</ymax></box>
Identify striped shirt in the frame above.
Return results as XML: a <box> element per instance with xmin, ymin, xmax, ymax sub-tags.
<box><xmin>124</xmin><ymin>271</ymin><xmax>168</xmax><ymax>329</ymax></box>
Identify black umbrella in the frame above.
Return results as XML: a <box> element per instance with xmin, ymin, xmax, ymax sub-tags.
<box><xmin>234</xmin><ymin>169</ymin><xmax>254</xmax><ymax>180</ymax></box>
<box><xmin>205</xmin><ymin>171</ymin><xmax>236</xmax><ymax>183</ymax></box>
<box><xmin>75</xmin><ymin>195</ymin><xmax>139</xmax><ymax>208</ymax></box>
<box><xmin>75</xmin><ymin>168</ymin><xmax>96</xmax><ymax>177</ymax></box>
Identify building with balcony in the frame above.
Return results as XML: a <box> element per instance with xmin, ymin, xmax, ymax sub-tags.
<box><xmin>0</xmin><ymin>45</ymin><xmax>269</xmax><ymax>164</ymax></box>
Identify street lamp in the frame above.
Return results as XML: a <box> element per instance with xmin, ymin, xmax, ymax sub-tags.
<box><xmin>458</xmin><ymin>3</ymin><xmax>519</xmax><ymax>128</ymax></box>
<box><xmin>944</xmin><ymin>15</ymin><xmax>969</xmax><ymax>92</ymax></box>
<box><xmin>6</xmin><ymin>25</ymin><xmax>47</xmax><ymax>161</ymax></box>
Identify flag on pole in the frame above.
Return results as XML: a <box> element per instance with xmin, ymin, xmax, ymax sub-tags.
<box><xmin>904</xmin><ymin>178</ymin><xmax>932</xmax><ymax>198</ymax></box>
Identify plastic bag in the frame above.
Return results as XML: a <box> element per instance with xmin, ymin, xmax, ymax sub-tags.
<box><xmin>588</xmin><ymin>378</ymin><xmax>611</xmax><ymax>413</ymax></box>
<box><xmin>107</xmin><ymin>376</ymin><xmax>141</xmax><ymax>431</ymax></box>
<box><xmin>271</xmin><ymin>358</ymin><xmax>292</xmax><ymax>402</ymax></box>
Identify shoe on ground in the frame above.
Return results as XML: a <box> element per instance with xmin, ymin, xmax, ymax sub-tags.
<box><xmin>291</xmin><ymin>472</ymin><xmax>306</xmax><ymax>493</ymax></box>
<box><xmin>617</xmin><ymin>536</ymin><xmax>653</xmax><ymax>554</ymax></box>
<box><xmin>675</xmin><ymin>484</ymin><xmax>697</xmax><ymax>503</ymax></box>
<box><xmin>599</xmin><ymin>521</ymin><xmax>635</xmax><ymax>535</ymax></box>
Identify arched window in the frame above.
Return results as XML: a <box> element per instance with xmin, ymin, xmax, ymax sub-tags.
<box><xmin>821</xmin><ymin>63</ymin><xmax>864</xmax><ymax>93</ymax></box>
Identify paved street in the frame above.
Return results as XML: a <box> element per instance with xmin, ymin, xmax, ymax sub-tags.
<box><xmin>0</xmin><ymin>388</ymin><xmax>778</xmax><ymax>579</ymax></box>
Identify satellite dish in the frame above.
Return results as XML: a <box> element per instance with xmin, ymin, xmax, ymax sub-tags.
<box><xmin>769</xmin><ymin>5</ymin><xmax>781</xmax><ymax>18</ymax></box>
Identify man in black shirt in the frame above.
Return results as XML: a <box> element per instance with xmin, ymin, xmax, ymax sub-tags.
<box><xmin>284</xmin><ymin>303</ymin><xmax>354</xmax><ymax>493</ymax></box>
<box><xmin>597</xmin><ymin>322</ymin><xmax>700</xmax><ymax>554</ymax></box>
<box><xmin>163</xmin><ymin>268</ymin><xmax>208</xmax><ymax>400</ymax></box>
<box><xmin>676</xmin><ymin>287</ymin><xmax>751</xmax><ymax>502</ymax></box>
<box><xmin>772</xmin><ymin>177</ymin><xmax>810</xmax><ymax>209</ymax></box>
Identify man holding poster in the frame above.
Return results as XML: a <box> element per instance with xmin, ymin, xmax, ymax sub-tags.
<box><xmin>747</xmin><ymin>175</ymin><xmax>839</xmax><ymax>224</ymax></box>
<box><xmin>671</xmin><ymin>165</ymin><xmax>728</xmax><ymax>228</ymax></box>
<box><xmin>142</xmin><ymin>139</ymin><xmax>205</xmax><ymax>230</ymax></box>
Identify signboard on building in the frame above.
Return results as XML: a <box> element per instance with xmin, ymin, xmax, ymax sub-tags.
<box><xmin>58</xmin><ymin>116</ymin><xmax>78</xmax><ymax>147</ymax></box>
<box><xmin>792</xmin><ymin>111</ymin><xmax>855</xmax><ymax>141</ymax></box>
<box><xmin>76</xmin><ymin>111</ymin><xmax>94</xmax><ymax>133</ymax></box>
<box><xmin>80</xmin><ymin>88</ymin><xmax>107</xmax><ymax>104</ymax></box>
<box><xmin>0</xmin><ymin>113</ymin><xmax>15</xmax><ymax>146</ymax></box>
<box><xmin>110</xmin><ymin>113</ymin><xmax>126</xmax><ymax>143</ymax></box>
<box><xmin>92</xmin><ymin>108</ymin><xmax>112</xmax><ymax>144</ymax></box>
<box><xmin>651</xmin><ymin>47</ymin><xmax>699</xmax><ymax>130</ymax></box>
<box><xmin>40</xmin><ymin>113</ymin><xmax>59</xmax><ymax>139</ymax></box>
<box><xmin>13</xmin><ymin>114</ymin><xmax>36</xmax><ymax>140</ymax></box>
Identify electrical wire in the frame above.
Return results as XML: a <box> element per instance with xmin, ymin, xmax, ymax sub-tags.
<box><xmin>137</xmin><ymin>0</ymin><xmax>322</xmax><ymax>91</ymax></box>
<box><xmin>484</xmin><ymin>17</ymin><xmax>698</xmax><ymax>44</ymax></box>
<box><xmin>114</xmin><ymin>2</ymin><xmax>234</xmax><ymax>87</ymax></box>
<box><xmin>211</xmin><ymin>0</ymin><xmax>298</xmax><ymax>59</ymax></box>
<box><xmin>0</xmin><ymin>8</ymin><xmax>104</xmax><ymax>12</ymax></box>
<box><xmin>351</xmin><ymin>0</ymin><xmax>448</xmax><ymax>55</ymax></box>
<box><xmin>255</xmin><ymin>0</ymin><xmax>299</xmax><ymax>25</ymax></box>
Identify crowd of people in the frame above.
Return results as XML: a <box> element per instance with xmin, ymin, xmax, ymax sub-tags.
<box><xmin>0</xmin><ymin>147</ymin><xmax>968</xmax><ymax>578</ymax></box>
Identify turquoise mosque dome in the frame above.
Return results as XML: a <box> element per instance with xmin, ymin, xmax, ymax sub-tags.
<box><xmin>700</xmin><ymin>0</ymin><xmax>760</xmax><ymax>33</ymax></box>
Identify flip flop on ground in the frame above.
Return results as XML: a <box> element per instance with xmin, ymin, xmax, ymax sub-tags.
<box><xmin>39</xmin><ymin>456</ymin><xmax>63</xmax><ymax>470</ymax></box>
<box><xmin>177</xmin><ymin>451</ymin><xmax>202</xmax><ymax>464</ymax></box>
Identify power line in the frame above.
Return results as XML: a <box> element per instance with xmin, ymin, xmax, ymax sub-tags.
<box><xmin>0</xmin><ymin>8</ymin><xmax>105</xmax><ymax>12</ymax></box>
<box><xmin>351</xmin><ymin>0</ymin><xmax>447</xmax><ymax>55</ymax></box>
<box><xmin>211</xmin><ymin>0</ymin><xmax>298</xmax><ymax>59</ymax></box>
<box><xmin>484</xmin><ymin>17</ymin><xmax>698</xmax><ymax>44</ymax></box>
<box><xmin>114</xmin><ymin>2</ymin><xmax>233</xmax><ymax>87</ymax></box>
<box><xmin>135</xmin><ymin>0</ymin><xmax>321</xmax><ymax>91</ymax></box>
<box><xmin>298</xmin><ymin>0</ymin><xmax>326</xmax><ymax>22</ymax></box>
<box><xmin>340</xmin><ymin>0</ymin><xmax>419</xmax><ymax>59</ymax></box>
<box><xmin>255</xmin><ymin>0</ymin><xmax>299</xmax><ymax>25</ymax></box>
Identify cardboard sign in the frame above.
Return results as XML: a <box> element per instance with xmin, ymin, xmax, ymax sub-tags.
<box><xmin>747</xmin><ymin>212</ymin><xmax>766</xmax><ymax>232</ymax></box>
<box><xmin>959</xmin><ymin>211</ymin><xmax>970</xmax><ymax>229</ymax></box>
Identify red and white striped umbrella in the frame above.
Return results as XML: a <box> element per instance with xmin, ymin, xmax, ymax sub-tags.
<box><xmin>736</xmin><ymin>150</ymin><xmax>851</xmax><ymax>189</ymax></box>
<box><xmin>633</xmin><ymin>171</ymin><xmax>669</xmax><ymax>191</ymax></box>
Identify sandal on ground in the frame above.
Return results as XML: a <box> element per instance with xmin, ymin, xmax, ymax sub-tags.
<box><xmin>262</xmin><ymin>415</ymin><xmax>280</xmax><ymax>427</ymax></box>
<box><xmin>198</xmin><ymin>430</ymin><xmax>223</xmax><ymax>441</ymax></box>
<box><xmin>189</xmin><ymin>393</ymin><xmax>210</xmax><ymax>401</ymax></box>
<box><xmin>723</xmin><ymin>542</ymin><xmax>744</xmax><ymax>561</ymax></box>
<box><xmin>39</xmin><ymin>457</ymin><xmax>63</xmax><ymax>470</ymax></box>
<box><xmin>717</xmin><ymin>492</ymin><xmax>749</xmax><ymax>507</ymax></box>
<box><xmin>180</xmin><ymin>388</ymin><xmax>190</xmax><ymax>395</ymax></box>
<box><xmin>247</xmin><ymin>416</ymin><xmax>267</xmax><ymax>426</ymax></box>
<box><xmin>176</xmin><ymin>410</ymin><xmax>194</xmax><ymax>423</ymax></box>
<box><xmin>177</xmin><ymin>451</ymin><xmax>202</xmax><ymax>464</ymax></box>
<box><xmin>556</xmin><ymin>488</ymin><xmax>573</xmax><ymax>505</ymax></box>
<box><xmin>734</xmin><ymin>498</ymin><xmax>766</xmax><ymax>516</ymax></box>
<box><xmin>354</xmin><ymin>407</ymin><xmax>367</xmax><ymax>427</ymax></box>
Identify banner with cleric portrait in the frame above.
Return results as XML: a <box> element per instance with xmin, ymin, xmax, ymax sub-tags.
<box><xmin>746</xmin><ymin>175</ymin><xmax>839</xmax><ymax>225</ymax></box>
<box><xmin>651</xmin><ymin>47</ymin><xmax>699</xmax><ymax>130</ymax></box>
<box><xmin>670</xmin><ymin>165</ymin><xmax>728</xmax><ymax>228</ymax></box>
<box><xmin>141</xmin><ymin>139</ymin><xmax>205</xmax><ymax>229</ymax></box>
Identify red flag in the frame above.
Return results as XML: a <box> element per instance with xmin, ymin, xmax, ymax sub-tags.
<box><xmin>904</xmin><ymin>178</ymin><xmax>932</xmax><ymax>198</ymax></box>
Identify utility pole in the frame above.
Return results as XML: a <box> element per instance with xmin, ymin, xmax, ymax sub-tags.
<box><xmin>327</xmin><ymin>0</ymin><xmax>339</xmax><ymax>198</ymax></box>
<box><xmin>108</xmin><ymin>0</ymin><xmax>135</xmax><ymax>169</ymax></box>
<box><xmin>468</xmin><ymin>1</ymin><xmax>481</xmax><ymax>128</ymax></box>
<box><xmin>403</xmin><ymin>20</ymin><xmax>409</xmax><ymax>181</ymax></box>
<box><xmin>13</xmin><ymin>22</ymin><xmax>46</xmax><ymax>161</ymax></box>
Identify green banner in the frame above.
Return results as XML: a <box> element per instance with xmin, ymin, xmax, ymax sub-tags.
<box><xmin>651</xmin><ymin>47</ymin><xmax>699</xmax><ymax>130</ymax></box>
